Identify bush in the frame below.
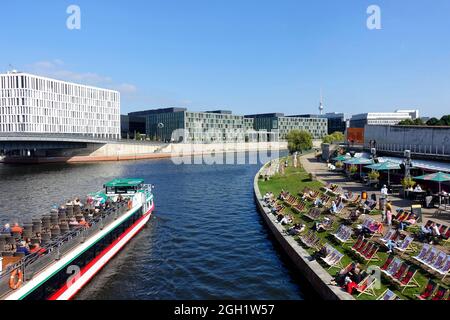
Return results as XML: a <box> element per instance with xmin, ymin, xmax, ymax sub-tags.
<box><xmin>322</xmin><ymin>132</ymin><xmax>345</xmax><ymax>144</ymax></box>
<box><xmin>349</xmin><ymin>165</ymin><xmax>358</xmax><ymax>175</ymax></box>
<box><xmin>335</xmin><ymin>161</ymin><xmax>344</xmax><ymax>169</ymax></box>
<box><xmin>401</xmin><ymin>177</ymin><xmax>416</xmax><ymax>189</ymax></box>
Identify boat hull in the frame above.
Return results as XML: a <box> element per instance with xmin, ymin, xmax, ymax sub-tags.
<box><xmin>49</xmin><ymin>203</ymin><xmax>154</xmax><ymax>300</ymax></box>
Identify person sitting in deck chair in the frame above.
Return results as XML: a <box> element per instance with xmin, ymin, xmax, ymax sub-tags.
<box><xmin>330</xmin><ymin>200</ymin><xmax>338</xmax><ymax>214</ymax></box>
<box><xmin>315</xmin><ymin>217</ymin><xmax>331</xmax><ymax>232</ymax></box>
<box><xmin>314</xmin><ymin>197</ymin><xmax>323</xmax><ymax>208</ymax></box>
<box><xmin>332</xmin><ymin>262</ymin><xmax>358</xmax><ymax>287</ymax></box>
<box><xmin>345</xmin><ymin>267</ymin><xmax>365</xmax><ymax>294</ymax></box>
<box><xmin>361</xmin><ymin>220</ymin><xmax>383</xmax><ymax>238</ymax></box>
<box><xmin>288</xmin><ymin>224</ymin><xmax>305</xmax><ymax>236</ymax></box>
<box><xmin>398</xmin><ymin>214</ymin><xmax>417</xmax><ymax>231</ymax></box>
<box><xmin>279</xmin><ymin>215</ymin><xmax>293</xmax><ymax>226</ymax></box>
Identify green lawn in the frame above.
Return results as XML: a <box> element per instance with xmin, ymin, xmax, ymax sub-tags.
<box><xmin>257</xmin><ymin>156</ymin><xmax>448</xmax><ymax>301</ymax></box>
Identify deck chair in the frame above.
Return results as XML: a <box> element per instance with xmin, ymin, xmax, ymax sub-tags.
<box><xmin>292</xmin><ymin>202</ymin><xmax>307</xmax><ymax>213</ymax></box>
<box><xmin>355</xmin><ymin>275</ymin><xmax>377</xmax><ymax>298</ymax></box>
<box><xmin>304</xmin><ymin>208</ymin><xmax>321</xmax><ymax>221</ymax></box>
<box><xmin>380</xmin><ymin>255</ymin><xmax>395</xmax><ymax>272</ymax></box>
<box><xmin>431</xmin><ymin>287</ymin><xmax>448</xmax><ymax>301</ymax></box>
<box><xmin>363</xmin><ymin>244</ymin><xmax>380</xmax><ymax>263</ymax></box>
<box><xmin>382</xmin><ymin>257</ymin><xmax>403</xmax><ymax>277</ymax></box>
<box><xmin>429</xmin><ymin>251</ymin><xmax>447</xmax><ymax>271</ymax></box>
<box><xmin>398</xmin><ymin>266</ymin><xmax>420</xmax><ymax>293</ymax></box>
<box><xmin>414</xmin><ymin>244</ymin><xmax>431</xmax><ymax>263</ymax></box>
<box><xmin>377</xmin><ymin>289</ymin><xmax>399</xmax><ymax>300</ymax></box>
<box><xmin>395</xmin><ymin>236</ymin><xmax>416</xmax><ymax>254</ymax></box>
<box><xmin>434</xmin><ymin>255</ymin><xmax>450</xmax><ymax>280</ymax></box>
<box><xmin>422</xmin><ymin>247</ymin><xmax>439</xmax><ymax>267</ymax></box>
<box><xmin>391</xmin><ymin>262</ymin><xmax>409</xmax><ymax>282</ymax></box>
<box><xmin>380</xmin><ymin>229</ymin><xmax>398</xmax><ymax>243</ymax></box>
<box><xmin>416</xmin><ymin>280</ymin><xmax>438</xmax><ymax>300</ymax></box>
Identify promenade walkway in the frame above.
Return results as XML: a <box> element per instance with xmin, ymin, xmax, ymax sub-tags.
<box><xmin>300</xmin><ymin>153</ymin><xmax>449</xmax><ymax>227</ymax></box>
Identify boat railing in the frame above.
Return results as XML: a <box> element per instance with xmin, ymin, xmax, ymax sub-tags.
<box><xmin>0</xmin><ymin>201</ymin><xmax>129</xmax><ymax>299</ymax></box>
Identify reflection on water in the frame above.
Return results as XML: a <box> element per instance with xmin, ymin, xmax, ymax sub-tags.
<box><xmin>0</xmin><ymin>153</ymin><xmax>306</xmax><ymax>300</ymax></box>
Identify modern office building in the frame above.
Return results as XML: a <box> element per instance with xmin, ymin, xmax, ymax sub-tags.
<box><xmin>0</xmin><ymin>71</ymin><xmax>121</xmax><ymax>139</ymax></box>
<box><xmin>349</xmin><ymin>110</ymin><xmax>419</xmax><ymax>128</ymax></box>
<box><xmin>296</xmin><ymin>112</ymin><xmax>346</xmax><ymax>134</ymax></box>
<box><xmin>120</xmin><ymin>115</ymin><xmax>146</xmax><ymax>139</ymax></box>
<box><xmin>245</xmin><ymin>113</ymin><xmax>328</xmax><ymax>139</ymax></box>
<box><xmin>128</xmin><ymin>108</ymin><xmax>256</xmax><ymax>142</ymax></box>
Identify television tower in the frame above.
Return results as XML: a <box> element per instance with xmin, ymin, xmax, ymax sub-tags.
<box><xmin>319</xmin><ymin>90</ymin><xmax>324</xmax><ymax>115</ymax></box>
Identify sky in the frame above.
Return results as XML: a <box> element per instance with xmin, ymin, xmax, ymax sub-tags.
<box><xmin>0</xmin><ymin>0</ymin><xmax>449</xmax><ymax>118</ymax></box>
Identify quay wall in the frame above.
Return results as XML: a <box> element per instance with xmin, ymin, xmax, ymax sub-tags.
<box><xmin>2</xmin><ymin>142</ymin><xmax>288</xmax><ymax>164</ymax></box>
<box><xmin>253</xmin><ymin>160</ymin><xmax>354</xmax><ymax>300</ymax></box>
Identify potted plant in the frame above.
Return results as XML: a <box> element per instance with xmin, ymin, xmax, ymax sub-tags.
<box><xmin>349</xmin><ymin>165</ymin><xmax>358</xmax><ymax>177</ymax></box>
<box><xmin>335</xmin><ymin>161</ymin><xmax>344</xmax><ymax>170</ymax></box>
<box><xmin>368</xmin><ymin>170</ymin><xmax>380</xmax><ymax>183</ymax></box>
<box><xmin>401</xmin><ymin>177</ymin><xmax>416</xmax><ymax>198</ymax></box>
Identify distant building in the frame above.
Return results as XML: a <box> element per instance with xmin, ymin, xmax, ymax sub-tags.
<box><xmin>128</xmin><ymin>108</ymin><xmax>255</xmax><ymax>142</ymax></box>
<box><xmin>245</xmin><ymin>113</ymin><xmax>328</xmax><ymax>139</ymax></box>
<box><xmin>0</xmin><ymin>71</ymin><xmax>120</xmax><ymax>139</ymax></box>
<box><xmin>349</xmin><ymin>110</ymin><xmax>419</xmax><ymax>128</ymax></box>
<box><xmin>296</xmin><ymin>112</ymin><xmax>346</xmax><ymax>134</ymax></box>
<box><xmin>120</xmin><ymin>115</ymin><xmax>146</xmax><ymax>139</ymax></box>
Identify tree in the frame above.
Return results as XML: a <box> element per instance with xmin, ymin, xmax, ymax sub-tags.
<box><xmin>398</xmin><ymin>118</ymin><xmax>424</xmax><ymax>126</ymax></box>
<box><xmin>426</xmin><ymin>117</ymin><xmax>440</xmax><ymax>126</ymax></box>
<box><xmin>323</xmin><ymin>131</ymin><xmax>345</xmax><ymax>144</ymax></box>
<box><xmin>287</xmin><ymin>130</ymin><xmax>313</xmax><ymax>154</ymax></box>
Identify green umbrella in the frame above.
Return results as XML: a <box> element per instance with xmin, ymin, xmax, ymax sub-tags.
<box><xmin>366</xmin><ymin>161</ymin><xmax>401</xmax><ymax>186</ymax></box>
<box><xmin>414</xmin><ymin>172</ymin><xmax>450</xmax><ymax>194</ymax></box>
<box><xmin>333</xmin><ymin>155</ymin><xmax>350</xmax><ymax>161</ymax></box>
<box><xmin>344</xmin><ymin>158</ymin><xmax>373</xmax><ymax>177</ymax></box>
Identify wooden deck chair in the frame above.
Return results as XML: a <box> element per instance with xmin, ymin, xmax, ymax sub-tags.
<box><xmin>380</xmin><ymin>229</ymin><xmax>397</xmax><ymax>243</ymax></box>
<box><xmin>363</xmin><ymin>244</ymin><xmax>380</xmax><ymax>263</ymax></box>
<box><xmin>422</xmin><ymin>247</ymin><xmax>439</xmax><ymax>267</ymax></box>
<box><xmin>429</xmin><ymin>251</ymin><xmax>447</xmax><ymax>271</ymax></box>
<box><xmin>382</xmin><ymin>257</ymin><xmax>403</xmax><ymax>277</ymax></box>
<box><xmin>416</xmin><ymin>280</ymin><xmax>438</xmax><ymax>300</ymax></box>
<box><xmin>391</xmin><ymin>262</ymin><xmax>408</xmax><ymax>282</ymax></box>
<box><xmin>377</xmin><ymin>289</ymin><xmax>398</xmax><ymax>300</ymax></box>
<box><xmin>395</xmin><ymin>236</ymin><xmax>417</xmax><ymax>254</ymax></box>
<box><xmin>434</xmin><ymin>255</ymin><xmax>450</xmax><ymax>280</ymax></box>
<box><xmin>431</xmin><ymin>287</ymin><xmax>448</xmax><ymax>301</ymax></box>
<box><xmin>380</xmin><ymin>255</ymin><xmax>395</xmax><ymax>272</ymax></box>
<box><xmin>414</xmin><ymin>244</ymin><xmax>431</xmax><ymax>263</ymax></box>
<box><xmin>398</xmin><ymin>266</ymin><xmax>420</xmax><ymax>293</ymax></box>
<box><xmin>355</xmin><ymin>275</ymin><xmax>377</xmax><ymax>298</ymax></box>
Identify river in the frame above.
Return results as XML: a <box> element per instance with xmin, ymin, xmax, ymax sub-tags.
<box><xmin>0</xmin><ymin>152</ymin><xmax>307</xmax><ymax>300</ymax></box>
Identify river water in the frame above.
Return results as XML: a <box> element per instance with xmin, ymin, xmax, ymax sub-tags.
<box><xmin>0</xmin><ymin>153</ymin><xmax>307</xmax><ymax>300</ymax></box>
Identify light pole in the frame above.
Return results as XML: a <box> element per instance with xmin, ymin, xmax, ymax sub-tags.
<box><xmin>157</xmin><ymin>123</ymin><xmax>165</xmax><ymax>142</ymax></box>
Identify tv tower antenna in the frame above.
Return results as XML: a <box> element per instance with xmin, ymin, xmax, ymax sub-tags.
<box><xmin>319</xmin><ymin>89</ymin><xmax>324</xmax><ymax>115</ymax></box>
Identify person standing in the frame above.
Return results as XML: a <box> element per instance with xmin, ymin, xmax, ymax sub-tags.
<box><xmin>380</xmin><ymin>185</ymin><xmax>388</xmax><ymax>221</ymax></box>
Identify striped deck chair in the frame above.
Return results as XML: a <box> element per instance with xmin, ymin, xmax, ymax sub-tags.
<box><xmin>377</xmin><ymin>289</ymin><xmax>399</xmax><ymax>300</ymax></box>
<box><xmin>355</xmin><ymin>275</ymin><xmax>377</xmax><ymax>298</ymax></box>
<box><xmin>363</xmin><ymin>244</ymin><xmax>380</xmax><ymax>263</ymax></box>
<box><xmin>442</xmin><ymin>228</ymin><xmax>450</xmax><ymax>244</ymax></box>
<box><xmin>416</xmin><ymin>280</ymin><xmax>438</xmax><ymax>300</ymax></box>
<box><xmin>395</xmin><ymin>236</ymin><xmax>417</xmax><ymax>254</ymax></box>
<box><xmin>292</xmin><ymin>202</ymin><xmax>307</xmax><ymax>214</ymax></box>
<box><xmin>353</xmin><ymin>239</ymin><xmax>369</xmax><ymax>256</ymax></box>
<box><xmin>304</xmin><ymin>208</ymin><xmax>321</xmax><ymax>221</ymax></box>
<box><xmin>333</xmin><ymin>225</ymin><xmax>353</xmax><ymax>243</ymax></box>
<box><xmin>380</xmin><ymin>229</ymin><xmax>398</xmax><ymax>243</ymax></box>
<box><xmin>380</xmin><ymin>255</ymin><xmax>395</xmax><ymax>272</ymax></box>
<box><xmin>398</xmin><ymin>266</ymin><xmax>420</xmax><ymax>293</ymax></box>
<box><xmin>435</xmin><ymin>256</ymin><xmax>450</xmax><ymax>280</ymax></box>
<box><xmin>422</xmin><ymin>247</ymin><xmax>439</xmax><ymax>266</ymax></box>
<box><xmin>413</xmin><ymin>244</ymin><xmax>431</xmax><ymax>263</ymax></box>
<box><xmin>381</xmin><ymin>257</ymin><xmax>403</xmax><ymax>277</ymax></box>
<box><xmin>429</xmin><ymin>251</ymin><xmax>447</xmax><ymax>271</ymax></box>
<box><xmin>320</xmin><ymin>245</ymin><xmax>344</xmax><ymax>270</ymax></box>
<box><xmin>391</xmin><ymin>262</ymin><xmax>408</xmax><ymax>282</ymax></box>
<box><xmin>352</xmin><ymin>236</ymin><xmax>365</xmax><ymax>251</ymax></box>
<box><xmin>431</xmin><ymin>287</ymin><xmax>448</xmax><ymax>301</ymax></box>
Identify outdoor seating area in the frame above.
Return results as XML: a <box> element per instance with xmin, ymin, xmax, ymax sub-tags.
<box><xmin>259</xmin><ymin>154</ymin><xmax>450</xmax><ymax>300</ymax></box>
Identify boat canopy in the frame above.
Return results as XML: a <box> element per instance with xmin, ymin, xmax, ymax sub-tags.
<box><xmin>104</xmin><ymin>179</ymin><xmax>145</xmax><ymax>188</ymax></box>
<box><xmin>104</xmin><ymin>179</ymin><xmax>145</xmax><ymax>195</ymax></box>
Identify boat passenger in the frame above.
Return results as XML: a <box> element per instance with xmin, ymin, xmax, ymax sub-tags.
<box><xmin>2</xmin><ymin>223</ymin><xmax>11</xmax><ymax>233</ymax></box>
<box><xmin>11</xmin><ymin>223</ymin><xmax>24</xmax><ymax>235</ymax></box>
<box><xmin>16</xmin><ymin>241</ymin><xmax>30</xmax><ymax>255</ymax></box>
<box><xmin>69</xmin><ymin>217</ymin><xmax>79</xmax><ymax>226</ymax></box>
<box><xmin>74</xmin><ymin>198</ymin><xmax>84</xmax><ymax>208</ymax></box>
<box><xmin>79</xmin><ymin>218</ymin><xmax>89</xmax><ymax>228</ymax></box>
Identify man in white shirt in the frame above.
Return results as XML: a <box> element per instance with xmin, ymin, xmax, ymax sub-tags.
<box><xmin>414</xmin><ymin>185</ymin><xmax>423</xmax><ymax>192</ymax></box>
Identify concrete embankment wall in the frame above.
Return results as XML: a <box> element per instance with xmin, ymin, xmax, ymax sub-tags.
<box><xmin>2</xmin><ymin>142</ymin><xmax>288</xmax><ymax>164</ymax></box>
<box><xmin>253</xmin><ymin>162</ymin><xmax>354</xmax><ymax>300</ymax></box>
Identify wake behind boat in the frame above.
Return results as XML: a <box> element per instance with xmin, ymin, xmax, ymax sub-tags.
<box><xmin>0</xmin><ymin>178</ymin><xmax>155</xmax><ymax>300</ymax></box>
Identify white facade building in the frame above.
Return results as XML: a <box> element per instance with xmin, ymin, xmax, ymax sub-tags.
<box><xmin>0</xmin><ymin>71</ymin><xmax>120</xmax><ymax>139</ymax></box>
<box><xmin>349</xmin><ymin>110</ymin><xmax>419</xmax><ymax>128</ymax></box>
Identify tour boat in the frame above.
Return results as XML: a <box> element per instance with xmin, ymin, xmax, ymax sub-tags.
<box><xmin>0</xmin><ymin>178</ymin><xmax>155</xmax><ymax>300</ymax></box>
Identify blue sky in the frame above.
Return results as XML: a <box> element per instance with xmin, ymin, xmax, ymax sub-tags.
<box><xmin>1</xmin><ymin>0</ymin><xmax>449</xmax><ymax>118</ymax></box>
